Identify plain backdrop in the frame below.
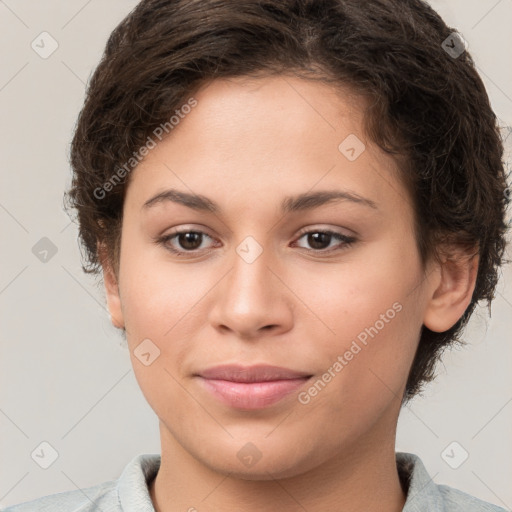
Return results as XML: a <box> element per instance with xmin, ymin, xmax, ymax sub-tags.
<box><xmin>0</xmin><ymin>0</ymin><xmax>511</xmax><ymax>509</ymax></box>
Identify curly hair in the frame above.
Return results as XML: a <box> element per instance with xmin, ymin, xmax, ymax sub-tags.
<box><xmin>65</xmin><ymin>0</ymin><xmax>510</xmax><ymax>401</ymax></box>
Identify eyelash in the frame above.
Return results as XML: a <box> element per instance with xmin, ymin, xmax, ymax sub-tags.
<box><xmin>156</xmin><ymin>228</ymin><xmax>356</xmax><ymax>257</ymax></box>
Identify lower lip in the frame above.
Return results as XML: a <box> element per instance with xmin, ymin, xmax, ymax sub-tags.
<box><xmin>197</xmin><ymin>377</ymin><xmax>311</xmax><ymax>410</ymax></box>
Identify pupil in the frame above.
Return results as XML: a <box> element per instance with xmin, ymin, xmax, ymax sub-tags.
<box><xmin>180</xmin><ymin>232</ymin><xmax>201</xmax><ymax>250</ymax></box>
<box><xmin>308</xmin><ymin>232</ymin><xmax>330</xmax><ymax>250</ymax></box>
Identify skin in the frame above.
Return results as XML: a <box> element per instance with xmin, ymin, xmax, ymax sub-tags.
<box><xmin>101</xmin><ymin>74</ymin><xmax>479</xmax><ymax>512</ymax></box>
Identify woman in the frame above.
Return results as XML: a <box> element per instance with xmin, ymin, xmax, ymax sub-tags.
<box><xmin>6</xmin><ymin>0</ymin><xmax>509</xmax><ymax>510</ymax></box>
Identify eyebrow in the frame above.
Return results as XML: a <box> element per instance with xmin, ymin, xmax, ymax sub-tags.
<box><xmin>142</xmin><ymin>188</ymin><xmax>378</xmax><ymax>213</ymax></box>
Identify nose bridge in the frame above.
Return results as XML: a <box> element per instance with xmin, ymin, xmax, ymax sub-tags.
<box><xmin>209</xmin><ymin>232</ymin><xmax>291</xmax><ymax>336</ymax></box>
<box><xmin>228</xmin><ymin>233</ymin><xmax>275</xmax><ymax>305</ymax></box>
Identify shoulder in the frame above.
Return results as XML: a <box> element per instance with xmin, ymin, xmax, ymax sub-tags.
<box><xmin>2</xmin><ymin>453</ymin><xmax>161</xmax><ymax>512</ymax></box>
<box><xmin>1</xmin><ymin>480</ymin><xmax>117</xmax><ymax>512</ymax></box>
<box><xmin>397</xmin><ymin>452</ymin><xmax>507</xmax><ymax>512</ymax></box>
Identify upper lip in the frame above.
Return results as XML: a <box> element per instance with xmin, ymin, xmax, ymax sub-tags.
<box><xmin>197</xmin><ymin>364</ymin><xmax>312</xmax><ymax>382</ymax></box>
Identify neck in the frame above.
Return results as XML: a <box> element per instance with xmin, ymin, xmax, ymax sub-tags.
<box><xmin>149</xmin><ymin>422</ymin><xmax>406</xmax><ymax>512</ymax></box>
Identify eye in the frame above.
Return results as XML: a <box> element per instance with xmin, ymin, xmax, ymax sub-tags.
<box><xmin>157</xmin><ymin>229</ymin><xmax>216</xmax><ymax>256</ymax></box>
<box><xmin>155</xmin><ymin>227</ymin><xmax>356</xmax><ymax>257</ymax></box>
<box><xmin>292</xmin><ymin>229</ymin><xmax>356</xmax><ymax>253</ymax></box>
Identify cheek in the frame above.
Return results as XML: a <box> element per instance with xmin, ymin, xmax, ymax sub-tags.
<box><xmin>119</xmin><ymin>235</ymin><xmax>204</xmax><ymax>339</ymax></box>
<box><xmin>295</xmin><ymin>237</ymin><xmax>418</xmax><ymax>345</ymax></box>
<box><xmin>115</xmin><ymin>235</ymin><xmax>197</xmax><ymax>395</ymax></box>
<box><xmin>295</xmin><ymin>291</ymin><xmax>418</xmax><ymax>439</ymax></box>
<box><xmin>294</xmin><ymin>243</ymin><xmax>421</xmax><ymax>410</ymax></box>
<box><xmin>118</xmin><ymin>256</ymin><xmax>198</xmax><ymax>419</ymax></box>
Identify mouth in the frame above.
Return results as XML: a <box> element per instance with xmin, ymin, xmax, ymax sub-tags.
<box><xmin>195</xmin><ymin>364</ymin><xmax>313</xmax><ymax>410</ymax></box>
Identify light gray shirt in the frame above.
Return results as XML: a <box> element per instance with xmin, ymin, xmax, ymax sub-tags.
<box><xmin>2</xmin><ymin>452</ymin><xmax>507</xmax><ymax>511</ymax></box>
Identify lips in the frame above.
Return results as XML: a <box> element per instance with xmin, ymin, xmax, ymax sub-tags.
<box><xmin>197</xmin><ymin>364</ymin><xmax>312</xmax><ymax>382</ymax></box>
<box><xmin>195</xmin><ymin>364</ymin><xmax>313</xmax><ymax>410</ymax></box>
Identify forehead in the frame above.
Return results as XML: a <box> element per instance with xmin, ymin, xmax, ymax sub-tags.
<box><xmin>124</xmin><ymin>74</ymin><xmax>411</xmax><ymax>222</ymax></box>
<box><xmin>189</xmin><ymin>74</ymin><xmax>367</xmax><ymax>142</ymax></box>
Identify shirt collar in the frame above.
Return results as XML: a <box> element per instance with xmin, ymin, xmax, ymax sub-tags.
<box><xmin>117</xmin><ymin>453</ymin><xmax>161</xmax><ymax>511</ymax></box>
<box><xmin>398</xmin><ymin>451</ymin><xmax>445</xmax><ymax>511</ymax></box>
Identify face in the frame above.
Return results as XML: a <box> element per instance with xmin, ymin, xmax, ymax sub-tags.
<box><xmin>105</xmin><ymin>74</ymin><xmax>440</xmax><ymax>479</ymax></box>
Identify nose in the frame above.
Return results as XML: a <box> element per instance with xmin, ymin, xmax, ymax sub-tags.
<box><xmin>207</xmin><ymin>239</ymin><xmax>294</xmax><ymax>340</ymax></box>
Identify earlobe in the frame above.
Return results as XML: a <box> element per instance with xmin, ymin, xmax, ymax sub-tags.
<box><xmin>105</xmin><ymin>270</ymin><xmax>125</xmax><ymax>329</ymax></box>
<box><xmin>98</xmin><ymin>242</ymin><xmax>125</xmax><ymax>330</ymax></box>
<box><xmin>423</xmin><ymin>249</ymin><xmax>479</xmax><ymax>333</ymax></box>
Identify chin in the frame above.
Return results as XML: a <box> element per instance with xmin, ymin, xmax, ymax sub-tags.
<box><xmin>201</xmin><ymin>443</ymin><xmax>322</xmax><ymax>481</ymax></box>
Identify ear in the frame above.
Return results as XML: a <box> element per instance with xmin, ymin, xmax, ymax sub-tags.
<box><xmin>423</xmin><ymin>246</ymin><xmax>479</xmax><ymax>333</ymax></box>
<box><xmin>97</xmin><ymin>242</ymin><xmax>125</xmax><ymax>330</ymax></box>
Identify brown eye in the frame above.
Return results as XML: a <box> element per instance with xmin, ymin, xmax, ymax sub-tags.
<box><xmin>175</xmin><ymin>232</ymin><xmax>204</xmax><ymax>250</ymax></box>
<box><xmin>294</xmin><ymin>230</ymin><xmax>356</xmax><ymax>253</ymax></box>
<box><xmin>306</xmin><ymin>232</ymin><xmax>332</xmax><ymax>250</ymax></box>
<box><xmin>158</xmin><ymin>230</ymin><xmax>215</xmax><ymax>255</ymax></box>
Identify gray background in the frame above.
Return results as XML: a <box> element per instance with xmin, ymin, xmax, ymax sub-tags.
<box><xmin>0</xmin><ymin>0</ymin><xmax>511</xmax><ymax>509</ymax></box>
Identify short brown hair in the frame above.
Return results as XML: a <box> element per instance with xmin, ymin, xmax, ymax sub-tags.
<box><xmin>65</xmin><ymin>0</ymin><xmax>510</xmax><ymax>400</ymax></box>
